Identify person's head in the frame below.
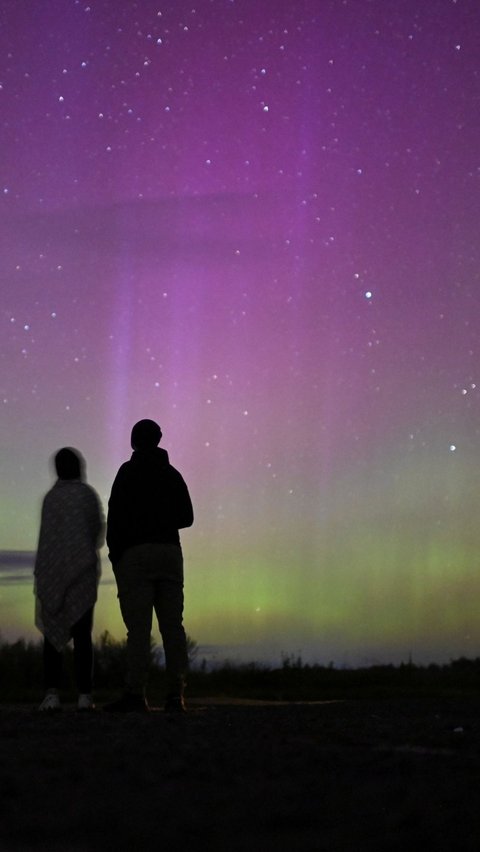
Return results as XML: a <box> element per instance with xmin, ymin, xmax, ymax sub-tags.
<box><xmin>54</xmin><ymin>447</ymin><xmax>85</xmax><ymax>480</ymax></box>
<box><xmin>131</xmin><ymin>419</ymin><xmax>162</xmax><ymax>451</ymax></box>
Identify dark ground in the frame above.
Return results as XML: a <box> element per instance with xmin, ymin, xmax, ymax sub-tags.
<box><xmin>1</xmin><ymin>696</ymin><xmax>480</xmax><ymax>851</ymax></box>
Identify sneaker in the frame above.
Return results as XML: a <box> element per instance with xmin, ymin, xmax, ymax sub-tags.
<box><xmin>103</xmin><ymin>692</ymin><xmax>149</xmax><ymax>713</ymax></box>
<box><xmin>164</xmin><ymin>694</ymin><xmax>186</xmax><ymax>714</ymax></box>
<box><xmin>77</xmin><ymin>694</ymin><xmax>95</xmax><ymax>711</ymax></box>
<box><xmin>38</xmin><ymin>691</ymin><xmax>61</xmax><ymax>712</ymax></box>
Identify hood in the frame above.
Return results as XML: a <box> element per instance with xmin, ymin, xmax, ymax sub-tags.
<box><xmin>130</xmin><ymin>446</ymin><xmax>170</xmax><ymax>468</ymax></box>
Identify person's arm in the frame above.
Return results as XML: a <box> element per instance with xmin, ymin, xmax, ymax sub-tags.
<box><xmin>106</xmin><ymin>466</ymin><xmax>129</xmax><ymax>563</ymax></box>
<box><xmin>172</xmin><ymin>471</ymin><xmax>194</xmax><ymax>529</ymax></box>
<box><xmin>33</xmin><ymin>496</ymin><xmax>48</xmax><ymax>579</ymax></box>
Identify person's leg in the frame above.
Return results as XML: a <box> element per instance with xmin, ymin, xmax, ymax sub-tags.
<box><xmin>43</xmin><ymin>636</ymin><xmax>63</xmax><ymax>690</ymax></box>
<box><xmin>71</xmin><ymin>607</ymin><xmax>94</xmax><ymax>695</ymax></box>
<box><xmin>114</xmin><ymin>546</ymin><xmax>155</xmax><ymax>695</ymax></box>
<box><xmin>39</xmin><ymin>637</ymin><xmax>63</xmax><ymax>710</ymax></box>
<box><xmin>152</xmin><ymin>546</ymin><xmax>188</xmax><ymax>700</ymax></box>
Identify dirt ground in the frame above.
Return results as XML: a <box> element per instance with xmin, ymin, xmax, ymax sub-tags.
<box><xmin>1</xmin><ymin>695</ymin><xmax>480</xmax><ymax>851</ymax></box>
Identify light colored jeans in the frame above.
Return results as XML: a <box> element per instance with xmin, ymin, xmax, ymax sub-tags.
<box><xmin>114</xmin><ymin>542</ymin><xmax>188</xmax><ymax>694</ymax></box>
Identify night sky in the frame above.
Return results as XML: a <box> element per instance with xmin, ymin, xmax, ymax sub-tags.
<box><xmin>2</xmin><ymin>0</ymin><xmax>480</xmax><ymax>664</ymax></box>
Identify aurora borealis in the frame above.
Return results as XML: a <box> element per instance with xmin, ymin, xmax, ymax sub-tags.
<box><xmin>1</xmin><ymin>0</ymin><xmax>480</xmax><ymax>664</ymax></box>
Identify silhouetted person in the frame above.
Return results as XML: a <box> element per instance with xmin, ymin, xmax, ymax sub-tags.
<box><xmin>34</xmin><ymin>447</ymin><xmax>104</xmax><ymax>711</ymax></box>
<box><xmin>104</xmin><ymin>419</ymin><xmax>193</xmax><ymax>713</ymax></box>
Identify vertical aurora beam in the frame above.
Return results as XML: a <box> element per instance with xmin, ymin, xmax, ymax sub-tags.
<box><xmin>106</xmin><ymin>213</ymin><xmax>135</xmax><ymax>463</ymax></box>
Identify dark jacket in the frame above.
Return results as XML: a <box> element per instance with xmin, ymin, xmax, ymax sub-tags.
<box><xmin>106</xmin><ymin>447</ymin><xmax>193</xmax><ymax>564</ymax></box>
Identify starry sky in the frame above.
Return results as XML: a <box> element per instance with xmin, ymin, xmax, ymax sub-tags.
<box><xmin>1</xmin><ymin>0</ymin><xmax>480</xmax><ymax>665</ymax></box>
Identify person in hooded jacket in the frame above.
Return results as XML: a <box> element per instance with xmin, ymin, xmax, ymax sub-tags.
<box><xmin>105</xmin><ymin>419</ymin><xmax>193</xmax><ymax>712</ymax></box>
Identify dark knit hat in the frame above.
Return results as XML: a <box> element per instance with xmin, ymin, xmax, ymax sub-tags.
<box><xmin>131</xmin><ymin>419</ymin><xmax>162</xmax><ymax>450</ymax></box>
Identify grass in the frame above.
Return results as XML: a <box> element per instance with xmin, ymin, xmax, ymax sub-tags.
<box><xmin>1</xmin><ymin>632</ymin><xmax>480</xmax><ymax>703</ymax></box>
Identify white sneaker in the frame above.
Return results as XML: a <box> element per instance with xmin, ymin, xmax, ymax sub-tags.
<box><xmin>77</xmin><ymin>693</ymin><xmax>95</xmax><ymax>711</ymax></box>
<box><xmin>38</xmin><ymin>691</ymin><xmax>61</xmax><ymax>712</ymax></box>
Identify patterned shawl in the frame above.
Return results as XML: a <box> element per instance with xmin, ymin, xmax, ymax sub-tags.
<box><xmin>34</xmin><ymin>479</ymin><xmax>104</xmax><ymax>650</ymax></box>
